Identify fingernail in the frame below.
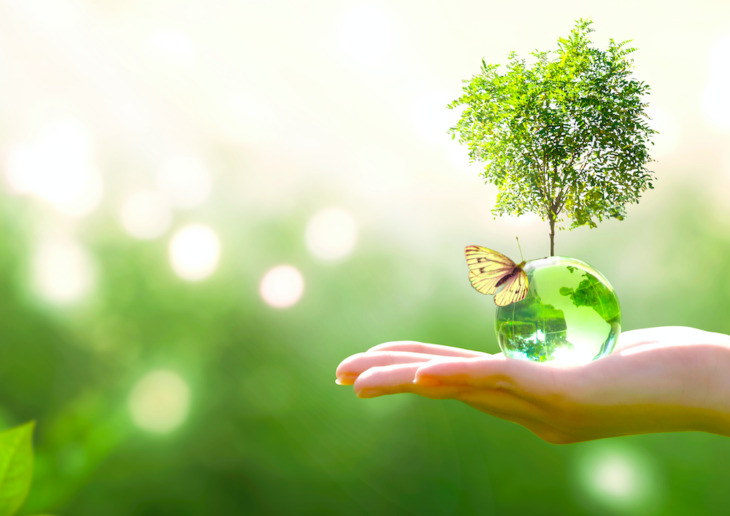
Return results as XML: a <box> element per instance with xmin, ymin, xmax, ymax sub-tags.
<box><xmin>414</xmin><ymin>375</ymin><xmax>440</xmax><ymax>387</ymax></box>
<box><xmin>356</xmin><ymin>388</ymin><xmax>381</xmax><ymax>398</ymax></box>
<box><xmin>336</xmin><ymin>374</ymin><xmax>357</xmax><ymax>386</ymax></box>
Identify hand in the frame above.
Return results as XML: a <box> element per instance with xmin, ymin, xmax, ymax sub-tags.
<box><xmin>335</xmin><ymin>327</ymin><xmax>730</xmax><ymax>444</ymax></box>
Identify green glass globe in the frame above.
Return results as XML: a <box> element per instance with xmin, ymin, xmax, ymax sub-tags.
<box><xmin>494</xmin><ymin>257</ymin><xmax>621</xmax><ymax>365</ymax></box>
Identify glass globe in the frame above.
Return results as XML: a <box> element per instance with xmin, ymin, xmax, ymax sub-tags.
<box><xmin>494</xmin><ymin>256</ymin><xmax>621</xmax><ymax>365</ymax></box>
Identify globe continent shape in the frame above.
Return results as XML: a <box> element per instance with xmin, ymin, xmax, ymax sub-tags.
<box><xmin>494</xmin><ymin>256</ymin><xmax>621</xmax><ymax>365</ymax></box>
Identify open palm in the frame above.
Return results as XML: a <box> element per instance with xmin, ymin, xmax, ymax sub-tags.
<box><xmin>336</xmin><ymin>327</ymin><xmax>730</xmax><ymax>444</ymax></box>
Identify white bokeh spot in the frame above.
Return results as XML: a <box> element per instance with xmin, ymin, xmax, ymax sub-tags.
<box><xmin>306</xmin><ymin>208</ymin><xmax>357</xmax><ymax>261</ymax></box>
<box><xmin>32</xmin><ymin>238</ymin><xmax>94</xmax><ymax>304</ymax></box>
<box><xmin>120</xmin><ymin>190</ymin><xmax>173</xmax><ymax>240</ymax></box>
<box><xmin>260</xmin><ymin>265</ymin><xmax>304</xmax><ymax>309</ymax></box>
<box><xmin>594</xmin><ymin>454</ymin><xmax>637</xmax><ymax>498</ymax></box>
<box><xmin>574</xmin><ymin>442</ymin><xmax>665</xmax><ymax>514</ymax></box>
<box><xmin>4</xmin><ymin>119</ymin><xmax>103</xmax><ymax>217</ymax></box>
<box><xmin>169</xmin><ymin>224</ymin><xmax>221</xmax><ymax>281</ymax></box>
<box><xmin>129</xmin><ymin>370</ymin><xmax>190</xmax><ymax>434</ymax></box>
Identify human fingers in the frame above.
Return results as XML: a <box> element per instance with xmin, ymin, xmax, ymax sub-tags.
<box><xmin>414</xmin><ymin>356</ymin><xmax>572</xmax><ymax>406</ymax></box>
<box><xmin>408</xmin><ymin>357</ymin><xmax>553</xmax><ymax>426</ymax></box>
<box><xmin>336</xmin><ymin>351</ymin><xmax>447</xmax><ymax>385</ymax></box>
<box><xmin>353</xmin><ymin>361</ymin><xmax>468</xmax><ymax>399</ymax></box>
<box><xmin>368</xmin><ymin>340</ymin><xmax>490</xmax><ymax>358</ymax></box>
<box><xmin>351</xmin><ymin>357</ymin><xmax>579</xmax><ymax>442</ymax></box>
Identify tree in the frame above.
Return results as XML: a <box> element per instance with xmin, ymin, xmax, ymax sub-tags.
<box><xmin>448</xmin><ymin>19</ymin><xmax>656</xmax><ymax>256</ymax></box>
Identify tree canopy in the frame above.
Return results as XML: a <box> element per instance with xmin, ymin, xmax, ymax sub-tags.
<box><xmin>448</xmin><ymin>19</ymin><xmax>656</xmax><ymax>255</ymax></box>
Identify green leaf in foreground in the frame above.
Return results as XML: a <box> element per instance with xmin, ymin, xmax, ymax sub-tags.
<box><xmin>0</xmin><ymin>422</ymin><xmax>35</xmax><ymax>516</ymax></box>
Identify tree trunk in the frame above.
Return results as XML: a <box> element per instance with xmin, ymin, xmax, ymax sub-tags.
<box><xmin>549</xmin><ymin>215</ymin><xmax>555</xmax><ymax>257</ymax></box>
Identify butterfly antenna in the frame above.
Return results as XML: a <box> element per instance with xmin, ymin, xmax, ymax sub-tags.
<box><xmin>516</xmin><ymin>237</ymin><xmax>524</xmax><ymax>262</ymax></box>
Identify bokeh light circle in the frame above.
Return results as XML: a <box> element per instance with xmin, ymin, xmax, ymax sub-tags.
<box><xmin>120</xmin><ymin>190</ymin><xmax>172</xmax><ymax>240</ymax></box>
<box><xmin>32</xmin><ymin>238</ymin><xmax>94</xmax><ymax>304</ymax></box>
<box><xmin>4</xmin><ymin>119</ymin><xmax>103</xmax><ymax>217</ymax></box>
<box><xmin>128</xmin><ymin>370</ymin><xmax>191</xmax><ymax>434</ymax></box>
<box><xmin>169</xmin><ymin>224</ymin><xmax>221</xmax><ymax>281</ymax></box>
<box><xmin>156</xmin><ymin>155</ymin><xmax>212</xmax><ymax>209</ymax></box>
<box><xmin>573</xmin><ymin>442</ymin><xmax>665</xmax><ymax>514</ymax></box>
<box><xmin>305</xmin><ymin>207</ymin><xmax>357</xmax><ymax>261</ymax></box>
<box><xmin>260</xmin><ymin>265</ymin><xmax>304</xmax><ymax>308</ymax></box>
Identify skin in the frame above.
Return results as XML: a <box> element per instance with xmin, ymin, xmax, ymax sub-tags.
<box><xmin>335</xmin><ymin>327</ymin><xmax>730</xmax><ymax>444</ymax></box>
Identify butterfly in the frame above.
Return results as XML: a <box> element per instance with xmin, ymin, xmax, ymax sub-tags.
<box><xmin>465</xmin><ymin>245</ymin><xmax>529</xmax><ymax>306</ymax></box>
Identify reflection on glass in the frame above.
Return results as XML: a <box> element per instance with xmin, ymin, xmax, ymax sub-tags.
<box><xmin>495</xmin><ymin>257</ymin><xmax>621</xmax><ymax>365</ymax></box>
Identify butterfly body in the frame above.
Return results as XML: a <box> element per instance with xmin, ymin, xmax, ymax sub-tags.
<box><xmin>465</xmin><ymin>245</ymin><xmax>529</xmax><ymax>306</ymax></box>
<box><xmin>494</xmin><ymin>261</ymin><xmax>526</xmax><ymax>288</ymax></box>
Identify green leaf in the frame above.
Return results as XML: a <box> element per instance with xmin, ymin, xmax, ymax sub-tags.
<box><xmin>0</xmin><ymin>422</ymin><xmax>35</xmax><ymax>516</ymax></box>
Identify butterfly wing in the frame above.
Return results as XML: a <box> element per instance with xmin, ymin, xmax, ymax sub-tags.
<box><xmin>469</xmin><ymin>270</ymin><xmax>507</xmax><ymax>295</ymax></box>
<box><xmin>465</xmin><ymin>245</ymin><xmax>515</xmax><ymax>272</ymax></box>
<box><xmin>465</xmin><ymin>245</ymin><xmax>516</xmax><ymax>295</ymax></box>
<box><xmin>494</xmin><ymin>269</ymin><xmax>529</xmax><ymax>307</ymax></box>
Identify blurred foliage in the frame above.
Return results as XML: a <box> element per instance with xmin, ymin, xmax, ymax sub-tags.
<box><xmin>0</xmin><ymin>178</ymin><xmax>729</xmax><ymax>516</ymax></box>
<box><xmin>0</xmin><ymin>1</ymin><xmax>728</xmax><ymax>514</ymax></box>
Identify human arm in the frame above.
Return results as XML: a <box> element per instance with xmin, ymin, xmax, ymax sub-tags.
<box><xmin>335</xmin><ymin>327</ymin><xmax>730</xmax><ymax>444</ymax></box>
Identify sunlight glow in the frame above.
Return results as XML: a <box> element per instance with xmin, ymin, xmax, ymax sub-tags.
<box><xmin>32</xmin><ymin>238</ymin><xmax>94</xmax><ymax>304</ymax></box>
<box><xmin>410</xmin><ymin>90</ymin><xmax>458</xmax><ymax>144</ymax></box>
<box><xmin>221</xmin><ymin>96</ymin><xmax>277</xmax><ymax>145</ymax></box>
<box><xmin>129</xmin><ymin>370</ymin><xmax>190</xmax><ymax>434</ymax></box>
<box><xmin>120</xmin><ymin>191</ymin><xmax>172</xmax><ymax>240</ymax></box>
<box><xmin>339</xmin><ymin>4</ymin><xmax>395</xmax><ymax>67</ymax></box>
<box><xmin>4</xmin><ymin>119</ymin><xmax>103</xmax><ymax>217</ymax></box>
<box><xmin>169</xmin><ymin>225</ymin><xmax>221</xmax><ymax>281</ymax></box>
<box><xmin>260</xmin><ymin>265</ymin><xmax>304</xmax><ymax>308</ymax></box>
<box><xmin>116</xmin><ymin>101</ymin><xmax>145</xmax><ymax>124</ymax></box>
<box><xmin>156</xmin><ymin>155</ymin><xmax>212</xmax><ymax>210</ymax></box>
<box><xmin>446</xmin><ymin>137</ymin><xmax>477</xmax><ymax>175</ymax></box>
<box><xmin>701</xmin><ymin>34</ymin><xmax>730</xmax><ymax>132</ymax></box>
<box><xmin>594</xmin><ymin>454</ymin><xmax>636</xmax><ymax>498</ymax></box>
<box><xmin>306</xmin><ymin>208</ymin><xmax>357</xmax><ymax>261</ymax></box>
<box><xmin>149</xmin><ymin>29</ymin><xmax>197</xmax><ymax>65</ymax></box>
<box><xmin>645</xmin><ymin>106</ymin><xmax>680</xmax><ymax>157</ymax></box>
<box><xmin>12</xmin><ymin>0</ymin><xmax>84</xmax><ymax>30</ymax></box>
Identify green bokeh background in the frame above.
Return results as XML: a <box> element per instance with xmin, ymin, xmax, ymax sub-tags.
<box><xmin>1</xmin><ymin>1</ymin><xmax>730</xmax><ymax>514</ymax></box>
